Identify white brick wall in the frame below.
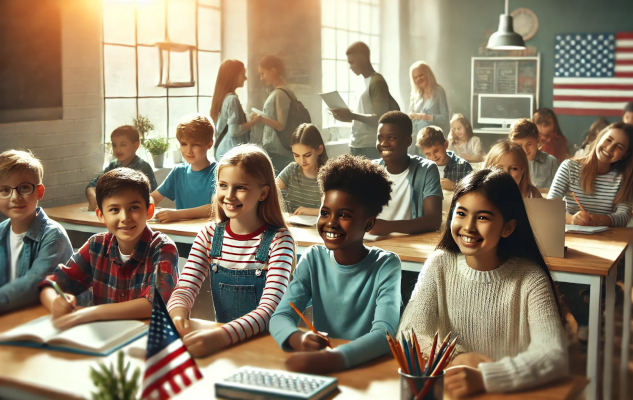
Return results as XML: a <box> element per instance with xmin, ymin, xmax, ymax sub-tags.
<box><xmin>0</xmin><ymin>0</ymin><xmax>103</xmax><ymax>208</ymax></box>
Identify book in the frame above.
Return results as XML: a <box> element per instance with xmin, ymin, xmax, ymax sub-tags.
<box><xmin>287</xmin><ymin>214</ymin><xmax>318</xmax><ymax>227</ymax></box>
<box><xmin>0</xmin><ymin>315</ymin><xmax>148</xmax><ymax>356</ymax></box>
<box><xmin>565</xmin><ymin>224</ymin><xmax>609</xmax><ymax>234</ymax></box>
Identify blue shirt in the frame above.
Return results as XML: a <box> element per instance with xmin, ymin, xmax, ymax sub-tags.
<box><xmin>443</xmin><ymin>151</ymin><xmax>473</xmax><ymax>183</ymax></box>
<box><xmin>270</xmin><ymin>245</ymin><xmax>401</xmax><ymax>368</ymax></box>
<box><xmin>157</xmin><ymin>162</ymin><xmax>217</xmax><ymax>210</ymax></box>
<box><xmin>87</xmin><ymin>155</ymin><xmax>157</xmax><ymax>192</ymax></box>
<box><xmin>0</xmin><ymin>208</ymin><xmax>73</xmax><ymax>313</ymax></box>
<box><xmin>215</xmin><ymin>94</ymin><xmax>249</xmax><ymax>162</ymax></box>
<box><xmin>529</xmin><ymin>150</ymin><xmax>558</xmax><ymax>189</ymax></box>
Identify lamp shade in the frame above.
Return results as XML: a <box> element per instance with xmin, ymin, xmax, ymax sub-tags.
<box><xmin>487</xmin><ymin>14</ymin><xmax>526</xmax><ymax>50</ymax></box>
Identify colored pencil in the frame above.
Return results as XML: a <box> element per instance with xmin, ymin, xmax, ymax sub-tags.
<box><xmin>415</xmin><ymin>336</ymin><xmax>459</xmax><ymax>400</ymax></box>
<box><xmin>425</xmin><ymin>331</ymin><xmax>438</xmax><ymax>375</ymax></box>
<box><xmin>387</xmin><ymin>333</ymin><xmax>418</xmax><ymax>396</ymax></box>
<box><xmin>572</xmin><ymin>192</ymin><xmax>586</xmax><ymax>213</ymax></box>
<box><xmin>288</xmin><ymin>302</ymin><xmax>332</xmax><ymax>349</ymax></box>
<box><xmin>411</xmin><ymin>331</ymin><xmax>426</xmax><ymax>376</ymax></box>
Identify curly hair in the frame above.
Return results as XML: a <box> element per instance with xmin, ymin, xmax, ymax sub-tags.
<box><xmin>379</xmin><ymin>110</ymin><xmax>412</xmax><ymax>137</ymax></box>
<box><xmin>317</xmin><ymin>154</ymin><xmax>392</xmax><ymax>217</ymax></box>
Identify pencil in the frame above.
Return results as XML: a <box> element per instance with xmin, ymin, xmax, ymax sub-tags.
<box><xmin>431</xmin><ymin>331</ymin><xmax>452</xmax><ymax>371</ymax></box>
<box><xmin>411</xmin><ymin>330</ymin><xmax>426</xmax><ymax>376</ymax></box>
<box><xmin>572</xmin><ymin>192</ymin><xmax>587</xmax><ymax>213</ymax></box>
<box><xmin>416</xmin><ymin>336</ymin><xmax>459</xmax><ymax>400</ymax></box>
<box><xmin>387</xmin><ymin>333</ymin><xmax>418</xmax><ymax>396</ymax></box>
<box><xmin>288</xmin><ymin>302</ymin><xmax>332</xmax><ymax>349</ymax></box>
<box><xmin>425</xmin><ymin>331</ymin><xmax>439</xmax><ymax>376</ymax></box>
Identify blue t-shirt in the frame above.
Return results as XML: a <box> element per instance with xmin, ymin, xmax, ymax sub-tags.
<box><xmin>157</xmin><ymin>162</ymin><xmax>217</xmax><ymax>210</ymax></box>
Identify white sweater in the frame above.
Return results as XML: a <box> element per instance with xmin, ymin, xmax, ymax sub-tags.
<box><xmin>398</xmin><ymin>250</ymin><xmax>568</xmax><ymax>393</ymax></box>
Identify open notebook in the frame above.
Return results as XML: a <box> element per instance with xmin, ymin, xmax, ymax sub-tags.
<box><xmin>0</xmin><ymin>315</ymin><xmax>148</xmax><ymax>356</ymax></box>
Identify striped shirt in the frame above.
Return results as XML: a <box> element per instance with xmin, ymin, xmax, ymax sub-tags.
<box><xmin>167</xmin><ymin>221</ymin><xmax>295</xmax><ymax>344</ymax></box>
<box><xmin>547</xmin><ymin>159</ymin><xmax>632</xmax><ymax>227</ymax></box>
<box><xmin>278</xmin><ymin>163</ymin><xmax>322</xmax><ymax>212</ymax></box>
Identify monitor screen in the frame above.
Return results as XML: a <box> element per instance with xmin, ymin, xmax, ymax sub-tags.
<box><xmin>478</xmin><ymin>95</ymin><xmax>533</xmax><ymax>125</ymax></box>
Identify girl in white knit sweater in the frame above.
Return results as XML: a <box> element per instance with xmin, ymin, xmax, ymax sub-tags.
<box><xmin>398</xmin><ymin>168</ymin><xmax>568</xmax><ymax>396</ymax></box>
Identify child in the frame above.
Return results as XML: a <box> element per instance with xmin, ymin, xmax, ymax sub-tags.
<box><xmin>269</xmin><ymin>154</ymin><xmax>401</xmax><ymax>374</ymax></box>
<box><xmin>167</xmin><ymin>144</ymin><xmax>295</xmax><ymax>358</ymax></box>
<box><xmin>447</xmin><ymin>114</ymin><xmax>483</xmax><ymax>163</ymax></box>
<box><xmin>508</xmin><ymin>118</ymin><xmax>558</xmax><ymax>188</ymax></box>
<box><xmin>277</xmin><ymin>123</ymin><xmax>328</xmax><ymax>216</ymax></box>
<box><xmin>86</xmin><ymin>125</ymin><xmax>157</xmax><ymax>211</ymax></box>
<box><xmin>548</xmin><ymin>122</ymin><xmax>633</xmax><ymax>227</ymax></box>
<box><xmin>0</xmin><ymin>150</ymin><xmax>73</xmax><ymax>314</ymax></box>
<box><xmin>574</xmin><ymin>118</ymin><xmax>609</xmax><ymax>159</ymax></box>
<box><xmin>151</xmin><ymin>113</ymin><xmax>217</xmax><ymax>223</ymax></box>
<box><xmin>533</xmin><ymin>108</ymin><xmax>569</xmax><ymax>164</ymax></box>
<box><xmin>623</xmin><ymin>102</ymin><xmax>633</xmax><ymax>124</ymax></box>
<box><xmin>417</xmin><ymin>125</ymin><xmax>472</xmax><ymax>190</ymax></box>
<box><xmin>484</xmin><ymin>141</ymin><xmax>542</xmax><ymax>198</ymax></box>
<box><xmin>371</xmin><ymin>111</ymin><xmax>443</xmax><ymax>236</ymax></box>
<box><xmin>398</xmin><ymin>168</ymin><xmax>568</xmax><ymax>396</ymax></box>
<box><xmin>39</xmin><ymin>168</ymin><xmax>178</xmax><ymax>329</ymax></box>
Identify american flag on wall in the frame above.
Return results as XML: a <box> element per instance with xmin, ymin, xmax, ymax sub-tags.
<box><xmin>141</xmin><ymin>288</ymin><xmax>203</xmax><ymax>400</ymax></box>
<box><xmin>553</xmin><ymin>32</ymin><xmax>633</xmax><ymax>116</ymax></box>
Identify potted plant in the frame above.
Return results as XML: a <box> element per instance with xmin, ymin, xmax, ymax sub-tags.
<box><xmin>132</xmin><ymin>115</ymin><xmax>154</xmax><ymax>144</ymax></box>
<box><xmin>144</xmin><ymin>135</ymin><xmax>170</xmax><ymax>168</ymax></box>
<box><xmin>90</xmin><ymin>351</ymin><xmax>140</xmax><ymax>400</ymax></box>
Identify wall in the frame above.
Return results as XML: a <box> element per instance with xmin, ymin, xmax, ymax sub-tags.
<box><xmin>0</xmin><ymin>0</ymin><xmax>103</xmax><ymax>208</ymax></box>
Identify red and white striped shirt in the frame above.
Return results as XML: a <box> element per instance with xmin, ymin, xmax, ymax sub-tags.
<box><xmin>167</xmin><ymin>220</ymin><xmax>294</xmax><ymax>344</ymax></box>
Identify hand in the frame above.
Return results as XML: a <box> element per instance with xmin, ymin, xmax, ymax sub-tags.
<box><xmin>169</xmin><ymin>308</ymin><xmax>192</xmax><ymax>337</ymax></box>
<box><xmin>53</xmin><ymin>307</ymin><xmax>96</xmax><ymax>330</ymax></box>
<box><xmin>301</xmin><ymin>331</ymin><xmax>330</xmax><ymax>351</ymax></box>
<box><xmin>182</xmin><ymin>327</ymin><xmax>231</xmax><ymax>358</ymax></box>
<box><xmin>450</xmin><ymin>352</ymin><xmax>493</xmax><ymax>368</ymax></box>
<box><xmin>444</xmin><ymin>366</ymin><xmax>486</xmax><ymax>398</ymax></box>
<box><xmin>285</xmin><ymin>350</ymin><xmax>346</xmax><ymax>374</ymax></box>
<box><xmin>420</xmin><ymin>113</ymin><xmax>433</xmax><ymax>122</ymax></box>
<box><xmin>155</xmin><ymin>209</ymin><xmax>180</xmax><ymax>223</ymax></box>
<box><xmin>330</xmin><ymin>108</ymin><xmax>354</xmax><ymax>123</ymax></box>
<box><xmin>87</xmin><ymin>203</ymin><xmax>97</xmax><ymax>211</ymax></box>
<box><xmin>293</xmin><ymin>207</ymin><xmax>318</xmax><ymax>216</ymax></box>
<box><xmin>408</xmin><ymin>113</ymin><xmax>422</xmax><ymax>120</ymax></box>
<box><xmin>369</xmin><ymin>219</ymin><xmax>391</xmax><ymax>236</ymax></box>
<box><xmin>572</xmin><ymin>210</ymin><xmax>593</xmax><ymax>226</ymax></box>
<box><xmin>440</xmin><ymin>178</ymin><xmax>455</xmax><ymax>191</ymax></box>
<box><xmin>50</xmin><ymin>293</ymin><xmax>77</xmax><ymax>318</ymax></box>
<box><xmin>250</xmin><ymin>113</ymin><xmax>262</xmax><ymax>124</ymax></box>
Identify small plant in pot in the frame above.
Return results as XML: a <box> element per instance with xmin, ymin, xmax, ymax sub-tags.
<box><xmin>132</xmin><ymin>115</ymin><xmax>154</xmax><ymax>144</ymax></box>
<box><xmin>144</xmin><ymin>135</ymin><xmax>170</xmax><ymax>168</ymax></box>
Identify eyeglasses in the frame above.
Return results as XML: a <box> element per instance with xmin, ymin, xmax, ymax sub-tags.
<box><xmin>0</xmin><ymin>183</ymin><xmax>41</xmax><ymax>199</ymax></box>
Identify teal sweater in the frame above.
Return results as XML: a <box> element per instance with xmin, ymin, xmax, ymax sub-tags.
<box><xmin>270</xmin><ymin>245</ymin><xmax>401</xmax><ymax>368</ymax></box>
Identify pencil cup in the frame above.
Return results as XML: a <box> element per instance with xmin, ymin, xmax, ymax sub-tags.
<box><xmin>399</xmin><ymin>369</ymin><xmax>444</xmax><ymax>400</ymax></box>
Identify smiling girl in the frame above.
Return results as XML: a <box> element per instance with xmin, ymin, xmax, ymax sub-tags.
<box><xmin>447</xmin><ymin>114</ymin><xmax>483</xmax><ymax>163</ymax></box>
<box><xmin>533</xmin><ymin>108</ymin><xmax>569</xmax><ymax>164</ymax></box>
<box><xmin>397</xmin><ymin>169</ymin><xmax>568</xmax><ymax>396</ymax></box>
<box><xmin>548</xmin><ymin>122</ymin><xmax>633</xmax><ymax>226</ymax></box>
<box><xmin>483</xmin><ymin>141</ymin><xmax>541</xmax><ymax>198</ymax></box>
<box><xmin>167</xmin><ymin>144</ymin><xmax>295</xmax><ymax>357</ymax></box>
<box><xmin>276</xmin><ymin>124</ymin><xmax>329</xmax><ymax>216</ymax></box>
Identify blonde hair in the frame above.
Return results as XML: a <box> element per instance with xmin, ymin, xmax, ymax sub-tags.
<box><xmin>211</xmin><ymin>144</ymin><xmax>288</xmax><ymax>228</ymax></box>
<box><xmin>484</xmin><ymin>141</ymin><xmax>538</xmax><ymax>198</ymax></box>
<box><xmin>0</xmin><ymin>150</ymin><xmax>44</xmax><ymax>184</ymax></box>
<box><xmin>409</xmin><ymin>61</ymin><xmax>439</xmax><ymax>100</ymax></box>
<box><xmin>210</xmin><ymin>60</ymin><xmax>245</xmax><ymax>124</ymax></box>
<box><xmin>448</xmin><ymin>113</ymin><xmax>474</xmax><ymax>146</ymax></box>
<box><xmin>176</xmin><ymin>113</ymin><xmax>214</xmax><ymax>144</ymax></box>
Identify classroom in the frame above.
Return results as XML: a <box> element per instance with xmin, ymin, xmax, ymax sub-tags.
<box><xmin>1</xmin><ymin>0</ymin><xmax>633</xmax><ymax>399</ymax></box>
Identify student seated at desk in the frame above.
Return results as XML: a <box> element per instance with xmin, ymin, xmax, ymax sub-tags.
<box><xmin>484</xmin><ymin>141</ymin><xmax>541</xmax><ymax>198</ymax></box>
<box><xmin>270</xmin><ymin>155</ymin><xmax>401</xmax><ymax>374</ymax></box>
<box><xmin>398</xmin><ymin>169</ymin><xmax>568</xmax><ymax>396</ymax></box>
<box><xmin>0</xmin><ymin>150</ymin><xmax>73</xmax><ymax>314</ymax></box>
<box><xmin>86</xmin><ymin>125</ymin><xmax>157</xmax><ymax>211</ymax></box>
<box><xmin>370</xmin><ymin>111</ymin><xmax>443</xmax><ymax>236</ymax></box>
<box><xmin>151</xmin><ymin>114</ymin><xmax>217</xmax><ymax>223</ymax></box>
<box><xmin>509</xmin><ymin>118</ymin><xmax>558</xmax><ymax>189</ymax></box>
<box><xmin>39</xmin><ymin>168</ymin><xmax>178</xmax><ymax>330</ymax></box>
<box><xmin>547</xmin><ymin>122</ymin><xmax>633</xmax><ymax>227</ymax></box>
<box><xmin>167</xmin><ymin>144</ymin><xmax>295</xmax><ymax>358</ymax></box>
<box><xmin>417</xmin><ymin>125</ymin><xmax>472</xmax><ymax>191</ymax></box>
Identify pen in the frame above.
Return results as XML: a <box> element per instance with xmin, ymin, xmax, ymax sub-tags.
<box><xmin>572</xmin><ymin>192</ymin><xmax>594</xmax><ymax>225</ymax></box>
<box><xmin>288</xmin><ymin>302</ymin><xmax>332</xmax><ymax>349</ymax></box>
<box><xmin>46</xmin><ymin>278</ymin><xmax>76</xmax><ymax>311</ymax></box>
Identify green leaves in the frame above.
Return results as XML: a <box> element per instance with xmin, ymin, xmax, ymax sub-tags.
<box><xmin>90</xmin><ymin>351</ymin><xmax>141</xmax><ymax>400</ymax></box>
<box><xmin>133</xmin><ymin>115</ymin><xmax>155</xmax><ymax>143</ymax></box>
<box><xmin>144</xmin><ymin>137</ymin><xmax>170</xmax><ymax>156</ymax></box>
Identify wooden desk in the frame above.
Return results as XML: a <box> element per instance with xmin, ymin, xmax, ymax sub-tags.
<box><xmin>0</xmin><ymin>307</ymin><xmax>587</xmax><ymax>400</ymax></box>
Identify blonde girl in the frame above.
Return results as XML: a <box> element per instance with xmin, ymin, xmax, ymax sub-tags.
<box><xmin>168</xmin><ymin>144</ymin><xmax>295</xmax><ymax>357</ymax></box>
<box><xmin>277</xmin><ymin>124</ymin><xmax>329</xmax><ymax>216</ymax></box>
<box><xmin>484</xmin><ymin>141</ymin><xmax>541</xmax><ymax>198</ymax></box>
<box><xmin>448</xmin><ymin>114</ymin><xmax>483</xmax><ymax>162</ymax></box>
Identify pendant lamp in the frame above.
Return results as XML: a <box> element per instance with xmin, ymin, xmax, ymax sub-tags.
<box><xmin>487</xmin><ymin>0</ymin><xmax>526</xmax><ymax>50</ymax></box>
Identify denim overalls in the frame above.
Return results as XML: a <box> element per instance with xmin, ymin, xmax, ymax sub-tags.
<box><xmin>209</xmin><ymin>221</ymin><xmax>279</xmax><ymax>323</ymax></box>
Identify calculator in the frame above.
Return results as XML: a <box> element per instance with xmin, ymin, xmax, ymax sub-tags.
<box><xmin>215</xmin><ymin>366</ymin><xmax>338</xmax><ymax>400</ymax></box>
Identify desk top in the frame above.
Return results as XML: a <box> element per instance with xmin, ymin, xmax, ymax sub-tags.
<box><xmin>44</xmin><ymin>203</ymin><xmax>631</xmax><ymax>276</ymax></box>
<box><xmin>0</xmin><ymin>307</ymin><xmax>587</xmax><ymax>400</ymax></box>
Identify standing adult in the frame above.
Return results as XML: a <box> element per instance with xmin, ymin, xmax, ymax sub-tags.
<box><xmin>250</xmin><ymin>56</ymin><xmax>296</xmax><ymax>173</ymax></box>
<box><xmin>408</xmin><ymin>61</ymin><xmax>449</xmax><ymax>155</ymax></box>
<box><xmin>330</xmin><ymin>42</ymin><xmax>397</xmax><ymax>159</ymax></box>
<box><xmin>210</xmin><ymin>59</ymin><xmax>258</xmax><ymax>161</ymax></box>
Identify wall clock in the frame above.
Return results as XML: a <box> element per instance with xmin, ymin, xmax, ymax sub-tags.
<box><xmin>511</xmin><ymin>7</ymin><xmax>539</xmax><ymax>41</ymax></box>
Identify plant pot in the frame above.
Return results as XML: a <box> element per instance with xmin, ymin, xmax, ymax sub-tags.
<box><xmin>152</xmin><ymin>154</ymin><xmax>165</xmax><ymax>168</ymax></box>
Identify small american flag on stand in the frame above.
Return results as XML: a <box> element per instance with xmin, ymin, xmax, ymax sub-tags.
<box><xmin>553</xmin><ymin>32</ymin><xmax>633</xmax><ymax>116</ymax></box>
<box><xmin>141</xmin><ymin>288</ymin><xmax>203</xmax><ymax>400</ymax></box>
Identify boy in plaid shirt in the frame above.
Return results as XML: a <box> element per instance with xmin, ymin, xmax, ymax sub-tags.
<box><xmin>417</xmin><ymin>125</ymin><xmax>472</xmax><ymax>190</ymax></box>
<box><xmin>39</xmin><ymin>168</ymin><xmax>178</xmax><ymax>330</ymax></box>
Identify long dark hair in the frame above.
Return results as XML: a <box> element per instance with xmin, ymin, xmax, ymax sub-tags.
<box><xmin>534</xmin><ymin>107</ymin><xmax>565</xmax><ymax>138</ymax></box>
<box><xmin>291</xmin><ymin>124</ymin><xmax>329</xmax><ymax>168</ymax></box>
<box><xmin>437</xmin><ymin>168</ymin><xmax>566</xmax><ymax>321</ymax></box>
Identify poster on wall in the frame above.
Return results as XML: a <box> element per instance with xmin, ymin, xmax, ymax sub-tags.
<box><xmin>553</xmin><ymin>32</ymin><xmax>633</xmax><ymax>116</ymax></box>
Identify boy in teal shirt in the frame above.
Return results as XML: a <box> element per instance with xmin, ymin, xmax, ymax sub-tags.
<box><xmin>270</xmin><ymin>154</ymin><xmax>401</xmax><ymax>373</ymax></box>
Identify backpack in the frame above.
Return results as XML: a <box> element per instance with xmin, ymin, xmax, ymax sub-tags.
<box><xmin>370</xmin><ymin>73</ymin><xmax>400</xmax><ymax>112</ymax></box>
<box><xmin>275</xmin><ymin>88</ymin><xmax>311</xmax><ymax>150</ymax></box>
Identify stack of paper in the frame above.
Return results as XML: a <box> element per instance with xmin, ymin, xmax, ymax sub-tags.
<box><xmin>565</xmin><ymin>225</ymin><xmax>609</xmax><ymax>234</ymax></box>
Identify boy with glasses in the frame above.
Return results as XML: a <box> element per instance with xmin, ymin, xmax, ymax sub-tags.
<box><xmin>0</xmin><ymin>150</ymin><xmax>73</xmax><ymax>314</ymax></box>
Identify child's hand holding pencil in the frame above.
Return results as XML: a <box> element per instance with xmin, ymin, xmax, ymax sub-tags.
<box><xmin>288</xmin><ymin>302</ymin><xmax>332</xmax><ymax>350</ymax></box>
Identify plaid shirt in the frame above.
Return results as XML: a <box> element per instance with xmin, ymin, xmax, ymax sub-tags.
<box><xmin>443</xmin><ymin>151</ymin><xmax>473</xmax><ymax>183</ymax></box>
<box><xmin>39</xmin><ymin>226</ymin><xmax>178</xmax><ymax>305</ymax></box>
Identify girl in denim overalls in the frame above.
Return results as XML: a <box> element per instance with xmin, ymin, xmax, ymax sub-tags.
<box><xmin>167</xmin><ymin>144</ymin><xmax>295</xmax><ymax>357</ymax></box>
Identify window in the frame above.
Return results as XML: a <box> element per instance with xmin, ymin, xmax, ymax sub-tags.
<box><xmin>321</xmin><ymin>0</ymin><xmax>380</xmax><ymax>128</ymax></box>
<box><xmin>102</xmin><ymin>0</ymin><xmax>221</xmax><ymax>143</ymax></box>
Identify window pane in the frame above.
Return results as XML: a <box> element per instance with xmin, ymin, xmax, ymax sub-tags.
<box><xmin>360</xmin><ymin>4</ymin><xmax>371</xmax><ymax>34</ymax></box>
<box><xmin>198</xmin><ymin>6</ymin><xmax>221</xmax><ymax>51</ymax></box>
<box><xmin>321</xmin><ymin>0</ymin><xmax>335</xmax><ymax>28</ymax></box>
<box><xmin>138</xmin><ymin>98</ymin><xmax>168</xmax><ymax>141</ymax></box>
<box><xmin>198</xmin><ymin>96</ymin><xmax>212</xmax><ymax>118</ymax></box>
<box><xmin>169</xmin><ymin>97</ymin><xmax>199</xmax><ymax>138</ymax></box>
<box><xmin>199</xmin><ymin>0</ymin><xmax>220</xmax><ymax>6</ymax></box>
<box><xmin>104</xmin><ymin>45</ymin><xmax>137</xmax><ymax>97</ymax></box>
<box><xmin>105</xmin><ymin>98</ymin><xmax>137</xmax><ymax>137</ymax></box>
<box><xmin>322</xmin><ymin>28</ymin><xmax>336</xmax><ymax>59</ymax></box>
<box><xmin>336</xmin><ymin>30</ymin><xmax>348</xmax><ymax>60</ymax></box>
<box><xmin>138</xmin><ymin>46</ymin><xmax>166</xmax><ymax>97</ymax></box>
<box><xmin>137</xmin><ymin>0</ymin><xmax>166</xmax><ymax>45</ymax></box>
<box><xmin>371</xmin><ymin>5</ymin><xmax>380</xmax><ymax>35</ymax></box>
<box><xmin>360</xmin><ymin>34</ymin><xmax>371</xmax><ymax>50</ymax></box>
<box><xmin>349</xmin><ymin>1</ymin><xmax>359</xmax><ymax>32</ymax></box>
<box><xmin>167</xmin><ymin>50</ymin><xmax>197</xmax><ymax>96</ymax></box>
<box><xmin>348</xmin><ymin>31</ymin><xmax>360</xmax><ymax>47</ymax></box>
<box><xmin>336</xmin><ymin>1</ymin><xmax>348</xmax><ymax>29</ymax></box>
<box><xmin>167</xmin><ymin>0</ymin><xmax>196</xmax><ymax>46</ymax></box>
<box><xmin>322</xmin><ymin>60</ymin><xmax>336</xmax><ymax>93</ymax></box>
<box><xmin>336</xmin><ymin>61</ymin><xmax>349</xmax><ymax>94</ymax></box>
<box><xmin>198</xmin><ymin>51</ymin><xmax>221</xmax><ymax>96</ymax></box>
<box><xmin>103</xmin><ymin>0</ymin><xmax>135</xmax><ymax>45</ymax></box>
<box><xmin>371</xmin><ymin>35</ymin><xmax>380</xmax><ymax>64</ymax></box>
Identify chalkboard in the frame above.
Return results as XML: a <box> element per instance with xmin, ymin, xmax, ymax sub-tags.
<box><xmin>472</xmin><ymin>58</ymin><xmax>538</xmax><ymax>95</ymax></box>
<box><xmin>474</xmin><ymin>61</ymin><xmax>494</xmax><ymax>93</ymax></box>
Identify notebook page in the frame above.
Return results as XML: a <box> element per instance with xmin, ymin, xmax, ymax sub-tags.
<box><xmin>48</xmin><ymin>319</ymin><xmax>147</xmax><ymax>352</ymax></box>
<box><xmin>0</xmin><ymin>315</ymin><xmax>60</xmax><ymax>343</ymax></box>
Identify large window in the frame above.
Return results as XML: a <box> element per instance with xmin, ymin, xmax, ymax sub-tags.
<box><xmin>320</xmin><ymin>0</ymin><xmax>380</xmax><ymax>128</ymax></box>
<box><xmin>102</xmin><ymin>0</ymin><xmax>221</xmax><ymax>143</ymax></box>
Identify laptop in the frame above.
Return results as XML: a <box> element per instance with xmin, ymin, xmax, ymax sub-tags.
<box><xmin>523</xmin><ymin>198</ymin><xmax>565</xmax><ymax>258</ymax></box>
